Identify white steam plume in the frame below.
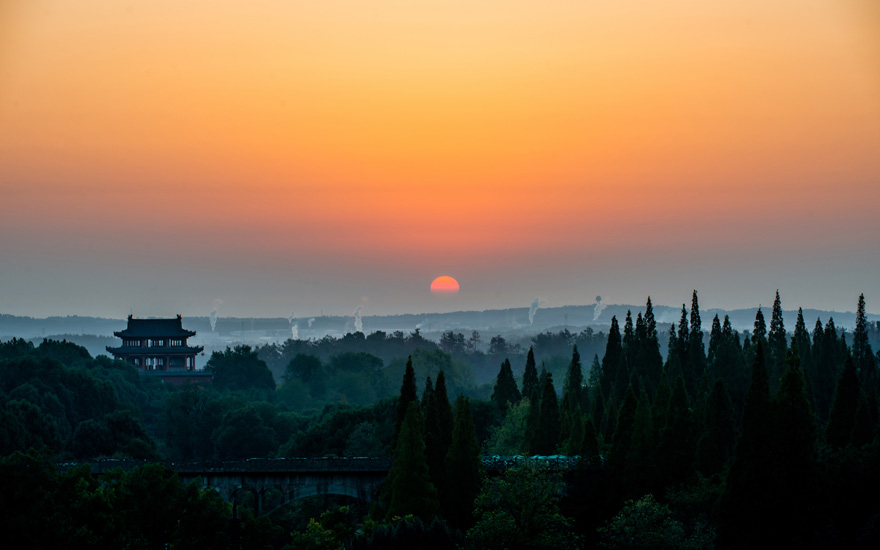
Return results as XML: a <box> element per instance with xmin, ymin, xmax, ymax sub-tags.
<box><xmin>353</xmin><ymin>306</ymin><xmax>363</xmax><ymax>333</ymax></box>
<box><xmin>288</xmin><ymin>312</ymin><xmax>298</xmax><ymax>339</ymax></box>
<box><xmin>529</xmin><ymin>297</ymin><xmax>545</xmax><ymax>325</ymax></box>
<box><xmin>308</xmin><ymin>318</ymin><xmax>316</xmax><ymax>329</ymax></box>
<box><xmin>593</xmin><ymin>295</ymin><xmax>606</xmax><ymax>321</ymax></box>
<box><xmin>210</xmin><ymin>299</ymin><xmax>223</xmax><ymax>332</ymax></box>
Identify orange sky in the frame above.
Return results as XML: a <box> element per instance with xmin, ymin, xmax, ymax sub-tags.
<box><xmin>1</xmin><ymin>0</ymin><xmax>879</xmax><ymax>318</ymax></box>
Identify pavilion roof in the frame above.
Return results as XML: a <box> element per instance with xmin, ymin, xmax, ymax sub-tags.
<box><xmin>114</xmin><ymin>315</ymin><xmax>197</xmax><ymax>338</ymax></box>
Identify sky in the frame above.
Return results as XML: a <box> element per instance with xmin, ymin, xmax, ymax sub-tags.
<box><xmin>1</xmin><ymin>1</ymin><xmax>879</xmax><ymax>320</ymax></box>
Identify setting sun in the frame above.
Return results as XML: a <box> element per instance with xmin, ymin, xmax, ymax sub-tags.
<box><xmin>430</xmin><ymin>276</ymin><xmax>460</xmax><ymax>294</ymax></box>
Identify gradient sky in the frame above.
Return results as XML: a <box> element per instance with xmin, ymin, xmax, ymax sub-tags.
<box><xmin>1</xmin><ymin>1</ymin><xmax>879</xmax><ymax>319</ymax></box>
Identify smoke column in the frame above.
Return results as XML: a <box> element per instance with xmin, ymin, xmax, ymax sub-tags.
<box><xmin>288</xmin><ymin>312</ymin><xmax>297</xmax><ymax>340</ymax></box>
<box><xmin>210</xmin><ymin>299</ymin><xmax>223</xmax><ymax>332</ymax></box>
<box><xmin>593</xmin><ymin>295</ymin><xmax>606</xmax><ymax>321</ymax></box>
<box><xmin>529</xmin><ymin>297</ymin><xmax>544</xmax><ymax>325</ymax></box>
<box><xmin>353</xmin><ymin>306</ymin><xmax>363</xmax><ymax>333</ymax></box>
<box><xmin>308</xmin><ymin>318</ymin><xmax>316</xmax><ymax>329</ymax></box>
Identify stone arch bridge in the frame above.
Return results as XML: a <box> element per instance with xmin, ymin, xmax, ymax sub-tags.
<box><xmin>64</xmin><ymin>456</ymin><xmax>580</xmax><ymax>515</ymax></box>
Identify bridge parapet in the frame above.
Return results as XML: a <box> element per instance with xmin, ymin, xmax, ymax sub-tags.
<box><xmin>481</xmin><ymin>455</ymin><xmax>582</xmax><ymax>472</ymax></box>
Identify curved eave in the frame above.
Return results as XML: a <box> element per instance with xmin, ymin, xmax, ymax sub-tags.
<box><xmin>107</xmin><ymin>346</ymin><xmax>204</xmax><ymax>355</ymax></box>
<box><xmin>114</xmin><ymin>329</ymin><xmax>197</xmax><ymax>338</ymax></box>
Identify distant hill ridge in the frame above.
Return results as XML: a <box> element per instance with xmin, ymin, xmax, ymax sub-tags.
<box><xmin>2</xmin><ymin>303</ymin><xmax>876</xmax><ymax>340</ymax></box>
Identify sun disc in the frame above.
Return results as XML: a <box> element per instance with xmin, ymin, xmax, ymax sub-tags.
<box><xmin>430</xmin><ymin>275</ymin><xmax>460</xmax><ymax>294</ymax></box>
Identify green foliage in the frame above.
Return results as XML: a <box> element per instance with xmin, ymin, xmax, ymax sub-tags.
<box><xmin>354</xmin><ymin>516</ymin><xmax>463</xmax><ymax>550</ymax></box>
<box><xmin>598</xmin><ymin>494</ymin><xmax>715</xmax><ymax>550</ymax></box>
<box><xmin>601</xmin><ymin>316</ymin><xmax>623</xmax><ymax>402</ymax></box>
<box><xmin>491</xmin><ymin>358</ymin><xmax>521</xmax><ymax>411</ymax></box>
<box><xmin>0</xmin><ymin>399</ymin><xmax>60</xmax><ymax>455</ymax></box>
<box><xmin>386</xmin><ymin>402</ymin><xmax>439</xmax><ymax>521</ymax></box>
<box><xmin>424</xmin><ymin>371</ymin><xmax>454</xmax><ymax>491</ymax></box>
<box><xmin>694</xmin><ymin>381</ymin><xmax>735</xmax><ymax>476</ymax></box>
<box><xmin>521</xmin><ymin>347</ymin><xmax>540</xmax><ymax>401</ymax></box>
<box><xmin>466</xmin><ymin>467</ymin><xmax>579</xmax><ymax>550</ymax></box>
<box><xmin>625</xmin><ymin>390</ymin><xmax>654</xmax><ymax>496</ymax></box>
<box><xmin>0</xmin><ymin>353</ymin><xmax>160</xmax><ymax>458</ymax></box>
<box><xmin>484</xmin><ymin>398</ymin><xmax>531</xmax><ymax>455</ymax></box>
<box><xmin>394</xmin><ymin>356</ymin><xmax>418</xmax><ymax>444</ymax></box>
<box><xmin>280</xmin><ymin>399</ymin><xmax>393</xmax><ymax>458</ymax></box>
<box><xmin>444</xmin><ymin>396</ymin><xmax>484</xmax><ymax>529</ymax></box>
<box><xmin>207</xmin><ymin>345</ymin><xmax>276</xmax><ymax>391</ymax></box>
<box><xmin>533</xmin><ymin>372</ymin><xmax>560</xmax><ymax>455</ymax></box>
<box><xmin>827</xmin><ymin>356</ymin><xmax>861</xmax><ymax>449</ymax></box>
<box><xmin>0</xmin><ymin>451</ymin><xmax>234</xmax><ymax>549</ymax></box>
<box><xmin>286</xmin><ymin>506</ymin><xmax>357</xmax><ymax>550</ymax></box>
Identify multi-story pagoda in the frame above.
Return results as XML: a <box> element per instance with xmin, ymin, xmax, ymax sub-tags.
<box><xmin>107</xmin><ymin>315</ymin><xmax>204</xmax><ymax>372</ymax></box>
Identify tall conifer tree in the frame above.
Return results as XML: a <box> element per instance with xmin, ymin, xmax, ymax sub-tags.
<box><xmin>720</xmin><ymin>342</ymin><xmax>775</xmax><ymax>546</ymax></box>
<box><xmin>853</xmin><ymin>293</ymin><xmax>877</xmax><ymax>391</ymax></box>
<box><xmin>687</xmin><ymin>290</ymin><xmax>707</xmax><ymax>397</ymax></box>
<box><xmin>768</xmin><ymin>290</ymin><xmax>787</xmax><ymax>393</ymax></box>
<box><xmin>626</xmin><ymin>389</ymin><xmax>654</xmax><ymax>497</ymax></box>
<box><xmin>521</xmin><ymin>347</ymin><xmax>540</xmax><ymax>401</ymax></box>
<box><xmin>601</xmin><ymin>316</ymin><xmax>622</xmax><ymax>401</ymax></box>
<box><xmin>387</xmin><ymin>402</ymin><xmax>439</xmax><ymax>521</ymax></box>
<box><xmin>424</xmin><ymin>371</ymin><xmax>454</xmax><ymax>492</ymax></box>
<box><xmin>826</xmin><ymin>356</ymin><xmax>861</xmax><ymax>449</ymax></box>
<box><xmin>695</xmin><ymin>380</ymin><xmax>735</xmax><ymax>476</ymax></box>
<box><xmin>534</xmin><ymin>373</ymin><xmax>561</xmax><ymax>455</ymax></box>
<box><xmin>491</xmin><ymin>359</ymin><xmax>521</xmax><ymax>411</ymax></box>
<box><xmin>394</xmin><ymin>356</ymin><xmax>418</xmax><ymax>444</ymax></box>
<box><xmin>444</xmin><ymin>396</ymin><xmax>483</xmax><ymax>529</ymax></box>
<box><xmin>771</xmin><ymin>345</ymin><xmax>819</xmax><ymax>541</ymax></box>
<box><xmin>642</xmin><ymin>297</ymin><xmax>664</xmax><ymax>397</ymax></box>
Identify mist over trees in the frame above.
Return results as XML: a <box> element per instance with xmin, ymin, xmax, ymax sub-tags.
<box><xmin>3</xmin><ymin>292</ymin><xmax>880</xmax><ymax>548</ymax></box>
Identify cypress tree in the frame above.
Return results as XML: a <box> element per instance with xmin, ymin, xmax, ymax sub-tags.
<box><xmin>642</xmin><ymin>297</ymin><xmax>664</xmax><ymax>397</ymax></box>
<box><xmin>768</xmin><ymin>290</ymin><xmax>787</xmax><ymax>394</ymax></box>
<box><xmin>591</xmin><ymin>386</ymin><xmax>605</xmax><ymax>441</ymax></box>
<box><xmin>720</xmin><ymin>342</ymin><xmax>775</xmax><ymax>546</ymax></box>
<box><xmin>651</xmin><ymin>373</ymin><xmax>671</xmax><ymax>443</ymax></box>
<box><xmin>580</xmin><ymin>415</ymin><xmax>601</xmax><ymax>468</ymax></box>
<box><xmin>424</xmin><ymin>371</ymin><xmax>454</xmax><ymax>492</ymax></box>
<box><xmin>534</xmin><ymin>372</ymin><xmax>561</xmax><ymax>455</ymax></box>
<box><xmin>826</xmin><ymin>356</ymin><xmax>860</xmax><ymax>449</ymax></box>
<box><xmin>394</xmin><ymin>356</ymin><xmax>418</xmax><ymax>444</ymax></box>
<box><xmin>491</xmin><ymin>359</ymin><xmax>521</xmax><ymax>411</ymax></box>
<box><xmin>625</xmin><ymin>389</ymin><xmax>654</xmax><ymax>496</ymax></box>
<box><xmin>609</xmin><ymin>385</ymin><xmax>637</xmax><ymax>469</ymax></box>
<box><xmin>421</xmin><ymin>375</ymin><xmax>434</xmax><ymax>410</ymax></box>
<box><xmin>444</xmin><ymin>396</ymin><xmax>483</xmax><ymax>529</ymax></box>
<box><xmin>524</xmin><ymin>393</ymin><xmax>542</xmax><ymax>455</ymax></box>
<box><xmin>561</xmin><ymin>345</ymin><xmax>586</xmax><ymax>445</ymax></box>
<box><xmin>687</xmin><ymin>290</ymin><xmax>707</xmax><ymax>397</ymax></box>
<box><xmin>601</xmin><ymin>316</ymin><xmax>622</xmax><ymax>401</ymax></box>
<box><xmin>386</xmin><ymin>402</ymin><xmax>439</xmax><ymax>521</ymax></box>
<box><xmin>622</xmin><ymin>311</ymin><xmax>635</xmax><ymax>371</ymax></box>
<box><xmin>853</xmin><ymin>293</ymin><xmax>877</xmax><ymax>391</ymax></box>
<box><xmin>521</xmin><ymin>347</ymin><xmax>540</xmax><ymax>401</ymax></box>
<box><xmin>753</xmin><ymin>307</ymin><xmax>767</xmax><ymax>341</ymax></box>
<box><xmin>695</xmin><ymin>380</ymin><xmax>736</xmax><ymax>476</ymax></box>
<box><xmin>657</xmin><ymin>375</ymin><xmax>694</xmax><ymax>488</ymax></box>
<box><xmin>707</xmin><ymin>314</ymin><xmax>723</xmax><ymax>378</ymax></box>
<box><xmin>718</xmin><ymin>315</ymin><xmax>747</xmax><ymax>420</ymax></box>
<box><xmin>850</xmin><ymin>390</ymin><xmax>878</xmax><ymax>448</ymax></box>
<box><xmin>815</xmin><ymin>318</ymin><xmax>844</xmax><ymax>424</ymax></box>
<box><xmin>771</xmin><ymin>345</ymin><xmax>819</xmax><ymax>542</ymax></box>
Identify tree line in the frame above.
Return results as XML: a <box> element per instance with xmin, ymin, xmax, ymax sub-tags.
<box><xmin>2</xmin><ymin>291</ymin><xmax>880</xmax><ymax>548</ymax></box>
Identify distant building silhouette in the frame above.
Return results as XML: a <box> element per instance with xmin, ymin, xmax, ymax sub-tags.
<box><xmin>107</xmin><ymin>315</ymin><xmax>210</xmax><ymax>385</ymax></box>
